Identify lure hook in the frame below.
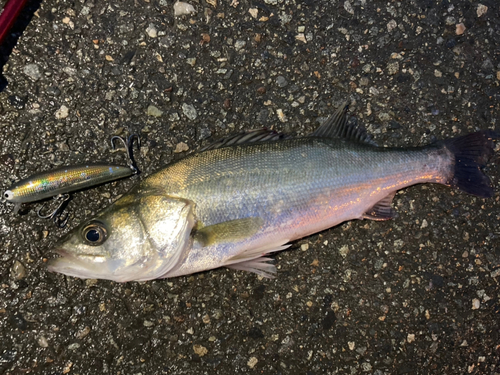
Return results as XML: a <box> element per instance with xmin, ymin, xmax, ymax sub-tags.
<box><xmin>37</xmin><ymin>193</ymin><xmax>71</xmax><ymax>220</ymax></box>
<box><xmin>110</xmin><ymin>134</ymin><xmax>141</xmax><ymax>174</ymax></box>
<box><xmin>53</xmin><ymin>210</ymin><xmax>70</xmax><ymax>228</ymax></box>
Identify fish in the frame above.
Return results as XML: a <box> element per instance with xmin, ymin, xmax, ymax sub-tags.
<box><xmin>47</xmin><ymin>103</ymin><xmax>498</xmax><ymax>282</ymax></box>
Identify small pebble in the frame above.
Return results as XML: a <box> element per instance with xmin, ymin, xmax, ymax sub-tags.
<box><xmin>38</xmin><ymin>336</ymin><xmax>49</xmax><ymax>348</ymax></box>
<box><xmin>387</xmin><ymin>20</ymin><xmax>397</xmax><ymax>32</ymax></box>
<box><xmin>23</xmin><ymin>64</ymin><xmax>42</xmax><ymax>81</ymax></box>
<box><xmin>387</xmin><ymin>61</ymin><xmax>399</xmax><ymax>75</ymax></box>
<box><xmin>182</xmin><ymin>103</ymin><xmax>197</xmax><ymax>120</ymax></box>
<box><xmin>62</xmin><ymin>363</ymin><xmax>72</xmax><ymax>374</ymax></box>
<box><xmin>276</xmin><ymin>76</ymin><xmax>288</xmax><ymax>88</ymax></box>
<box><xmin>174</xmin><ymin>1</ymin><xmax>196</xmax><ymax>16</ymax></box>
<box><xmin>445</xmin><ymin>17</ymin><xmax>456</xmax><ymax>26</ymax></box>
<box><xmin>276</xmin><ymin>109</ymin><xmax>286</xmax><ymax>122</ymax></box>
<box><xmin>472</xmin><ymin>298</ymin><xmax>480</xmax><ymax>310</ymax></box>
<box><xmin>344</xmin><ymin>0</ymin><xmax>354</xmax><ymax>15</ymax></box>
<box><xmin>477</xmin><ymin>4</ymin><xmax>488</xmax><ymax>17</ymax></box>
<box><xmin>295</xmin><ymin>33</ymin><xmax>307</xmax><ymax>43</ymax></box>
<box><xmin>193</xmin><ymin>344</ymin><xmax>208</xmax><ymax>356</ymax></box>
<box><xmin>11</xmin><ymin>261</ymin><xmax>26</xmax><ymax>280</ymax></box>
<box><xmin>301</xmin><ymin>243</ymin><xmax>309</xmax><ymax>251</ymax></box>
<box><xmin>174</xmin><ymin>142</ymin><xmax>189</xmax><ymax>153</ymax></box>
<box><xmin>68</xmin><ymin>343</ymin><xmax>80</xmax><ymax>350</ymax></box>
<box><xmin>55</xmin><ymin>105</ymin><xmax>69</xmax><ymax>119</ymax></box>
<box><xmin>362</xmin><ymin>363</ymin><xmax>372</xmax><ymax>371</ymax></box>
<box><xmin>76</xmin><ymin>326</ymin><xmax>91</xmax><ymax>339</ymax></box>
<box><xmin>247</xmin><ymin>357</ymin><xmax>258</xmax><ymax>369</ymax></box>
<box><xmin>147</xmin><ymin>105</ymin><xmax>163</xmax><ymax>118</ymax></box>
<box><xmin>146</xmin><ymin>24</ymin><xmax>158</xmax><ymax>38</ymax></box>
<box><xmin>456</xmin><ymin>23</ymin><xmax>466</xmax><ymax>35</ymax></box>
<box><xmin>378</xmin><ymin>112</ymin><xmax>390</xmax><ymax>121</ymax></box>
<box><xmin>407</xmin><ymin>333</ymin><xmax>415</xmax><ymax>343</ymax></box>
<box><xmin>234</xmin><ymin>40</ymin><xmax>246</xmax><ymax>51</ymax></box>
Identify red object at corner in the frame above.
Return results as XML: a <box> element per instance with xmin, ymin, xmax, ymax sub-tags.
<box><xmin>0</xmin><ymin>0</ymin><xmax>29</xmax><ymax>45</ymax></box>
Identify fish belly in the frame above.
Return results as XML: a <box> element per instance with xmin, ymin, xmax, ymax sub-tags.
<box><xmin>152</xmin><ymin>138</ymin><xmax>452</xmax><ymax>277</ymax></box>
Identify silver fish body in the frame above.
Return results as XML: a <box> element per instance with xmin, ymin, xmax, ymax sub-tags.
<box><xmin>47</xmin><ymin>106</ymin><xmax>497</xmax><ymax>282</ymax></box>
<box><xmin>150</xmin><ymin>138</ymin><xmax>452</xmax><ymax>277</ymax></box>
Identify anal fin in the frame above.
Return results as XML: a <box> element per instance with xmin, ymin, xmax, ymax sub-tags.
<box><xmin>224</xmin><ymin>239</ymin><xmax>291</xmax><ymax>278</ymax></box>
<box><xmin>227</xmin><ymin>258</ymin><xmax>276</xmax><ymax>278</ymax></box>
<box><xmin>362</xmin><ymin>192</ymin><xmax>397</xmax><ymax>221</ymax></box>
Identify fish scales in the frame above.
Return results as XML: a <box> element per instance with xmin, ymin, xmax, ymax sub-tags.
<box><xmin>147</xmin><ymin>138</ymin><xmax>451</xmax><ymax>277</ymax></box>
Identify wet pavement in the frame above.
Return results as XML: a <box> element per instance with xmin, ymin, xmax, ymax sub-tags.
<box><xmin>1</xmin><ymin>0</ymin><xmax>499</xmax><ymax>374</ymax></box>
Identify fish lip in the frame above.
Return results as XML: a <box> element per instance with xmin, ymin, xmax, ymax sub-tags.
<box><xmin>52</xmin><ymin>247</ymin><xmax>73</xmax><ymax>259</ymax></box>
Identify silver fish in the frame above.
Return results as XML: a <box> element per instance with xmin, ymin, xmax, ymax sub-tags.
<box><xmin>47</xmin><ymin>104</ymin><xmax>498</xmax><ymax>282</ymax></box>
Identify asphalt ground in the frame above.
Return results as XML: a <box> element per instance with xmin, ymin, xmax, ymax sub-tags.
<box><xmin>0</xmin><ymin>0</ymin><xmax>499</xmax><ymax>374</ymax></box>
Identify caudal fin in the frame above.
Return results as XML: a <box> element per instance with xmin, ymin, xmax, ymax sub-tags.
<box><xmin>442</xmin><ymin>130</ymin><xmax>498</xmax><ymax>198</ymax></box>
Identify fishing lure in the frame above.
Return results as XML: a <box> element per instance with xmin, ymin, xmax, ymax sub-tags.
<box><xmin>3</xmin><ymin>135</ymin><xmax>140</xmax><ymax>226</ymax></box>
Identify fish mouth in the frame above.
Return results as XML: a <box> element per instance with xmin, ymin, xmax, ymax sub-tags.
<box><xmin>47</xmin><ymin>248</ymin><xmax>110</xmax><ymax>280</ymax></box>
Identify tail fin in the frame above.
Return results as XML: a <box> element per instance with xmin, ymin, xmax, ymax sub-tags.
<box><xmin>442</xmin><ymin>130</ymin><xmax>498</xmax><ymax>198</ymax></box>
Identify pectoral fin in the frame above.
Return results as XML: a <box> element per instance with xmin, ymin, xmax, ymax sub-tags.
<box><xmin>194</xmin><ymin>217</ymin><xmax>264</xmax><ymax>247</ymax></box>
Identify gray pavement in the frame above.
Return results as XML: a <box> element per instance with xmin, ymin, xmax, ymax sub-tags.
<box><xmin>0</xmin><ymin>0</ymin><xmax>499</xmax><ymax>374</ymax></box>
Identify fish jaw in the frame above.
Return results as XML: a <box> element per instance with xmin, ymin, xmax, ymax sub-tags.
<box><xmin>47</xmin><ymin>248</ymin><xmax>123</xmax><ymax>281</ymax></box>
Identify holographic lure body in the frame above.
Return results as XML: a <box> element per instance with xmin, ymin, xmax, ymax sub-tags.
<box><xmin>4</xmin><ymin>164</ymin><xmax>135</xmax><ymax>203</ymax></box>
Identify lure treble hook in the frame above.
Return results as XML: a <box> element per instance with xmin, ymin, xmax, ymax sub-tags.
<box><xmin>37</xmin><ymin>193</ymin><xmax>71</xmax><ymax>227</ymax></box>
<box><xmin>110</xmin><ymin>134</ymin><xmax>141</xmax><ymax>174</ymax></box>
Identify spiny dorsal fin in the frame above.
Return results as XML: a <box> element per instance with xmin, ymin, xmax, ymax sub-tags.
<box><xmin>311</xmin><ymin>101</ymin><xmax>377</xmax><ymax>146</ymax></box>
<box><xmin>362</xmin><ymin>192</ymin><xmax>397</xmax><ymax>221</ymax></box>
<box><xmin>200</xmin><ymin>129</ymin><xmax>292</xmax><ymax>152</ymax></box>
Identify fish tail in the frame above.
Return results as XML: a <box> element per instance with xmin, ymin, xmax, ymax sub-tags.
<box><xmin>441</xmin><ymin>130</ymin><xmax>498</xmax><ymax>198</ymax></box>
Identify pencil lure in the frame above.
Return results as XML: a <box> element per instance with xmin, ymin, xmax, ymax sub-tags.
<box><xmin>3</xmin><ymin>164</ymin><xmax>135</xmax><ymax>204</ymax></box>
<box><xmin>3</xmin><ymin>135</ymin><xmax>140</xmax><ymax>226</ymax></box>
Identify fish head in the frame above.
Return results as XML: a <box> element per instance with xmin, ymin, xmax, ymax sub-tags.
<box><xmin>48</xmin><ymin>192</ymin><xmax>195</xmax><ymax>282</ymax></box>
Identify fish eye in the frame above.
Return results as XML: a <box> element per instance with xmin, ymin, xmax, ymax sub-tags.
<box><xmin>82</xmin><ymin>221</ymin><xmax>108</xmax><ymax>246</ymax></box>
<box><xmin>4</xmin><ymin>190</ymin><xmax>14</xmax><ymax>200</ymax></box>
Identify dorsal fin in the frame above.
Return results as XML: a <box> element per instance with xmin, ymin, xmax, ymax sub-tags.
<box><xmin>199</xmin><ymin>129</ymin><xmax>292</xmax><ymax>152</ymax></box>
<box><xmin>311</xmin><ymin>101</ymin><xmax>377</xmax><ymax>146</ymax></box>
